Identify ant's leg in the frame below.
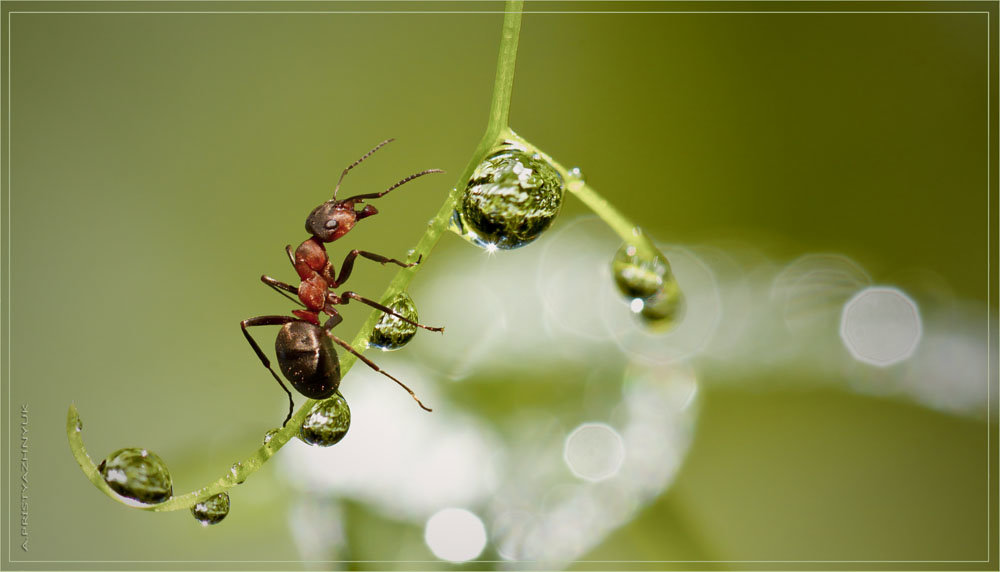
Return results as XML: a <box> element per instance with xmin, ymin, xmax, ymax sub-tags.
<box><xmin>285</xmin><ymin>245</ymin><xmax>296</xmax><ymax>266</ymax></box>
<box><xmin>241</xmin><ymin>315</ymin><xmax>298</xmax><ymax>425</ymax></box>
<box><xmin>337</xmin><ymin>291</ymin><xmax>444</xmax><ymax>332</ymax></box>
<box><xmin>261</xmin><ymin>275</ymin><xmax>303</xmax><ymax>307</ymax></box>
<box><xmin>331</xmin><ymin>250</ymin><xmax>422</xmax><ymax>288</ymax></box>
<box><xmin>321</xmin><ymin>306</ymin><xmax>344</xmax><ymax>331</ymax></box>
<box><xmin>328</xmin><ymin>333</ymin><xmax>432</xmax><ymax>412</ymax></box>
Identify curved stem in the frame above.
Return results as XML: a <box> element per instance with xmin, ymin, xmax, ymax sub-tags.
<box><xmin>504</xmin><ymin>129</ymin><xmax>673</xmax><ymax>266</ymax></box>
<box><xmin>67</xmin><ymin>0</ymin><xmax>528</xmax><ymax>512</ymax></box>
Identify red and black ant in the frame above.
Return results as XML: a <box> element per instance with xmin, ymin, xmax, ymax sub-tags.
<box><xmin>240</xmin><ymin>139</ymin><xmax>445</xmax><ymax>425</ymax></box>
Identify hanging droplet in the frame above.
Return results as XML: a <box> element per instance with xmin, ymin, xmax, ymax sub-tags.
<box><xmin>74</xmin><ymin>418</ymin><xmax>83</xmax><ymax>432</ymax></box>
<box><xmin>370</xmin><ymin>292</ymin><xmax>419</xmax><ymax>351</ymax></box>
<box><xmin>262</xmin><ymin>429</ymin><xmax>279</xmax><ymax>445</ymax></box>
<box><xmin>298</xmin><ymin>393</ymin><xmax>351</xmax><ymax>447</ymax></box>
<box><xmin>611</xmin><ymin>242</ymin><xmax>683</xmax><ymax>331</ymax></box>
<box><xmin>98</xmin><ymin>448</ymin><xmax>173</xmax><ymax>505</ymax></box>
<box><xmin>453</xmin><ymin>146</ymin><xmax>564</xmax><ymax>250</ymax></box>
<box><xmin>637</xmin><ymin>281</ymin><xmax>684</xmax><ymax>331</ymax></box>
<box><xmin>191</xmin><ymin>492</ymin><xmax>230</xmax><ymax>526</ymax></box>
<box><xmin>612</xmin><ymin>243</ymin><xmax>668</xmax><ymax>300</ymax></box>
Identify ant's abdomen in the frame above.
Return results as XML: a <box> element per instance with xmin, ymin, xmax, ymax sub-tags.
<box><xmin>275</xmin><ymin>321</ymin><xmax>340</xmax><ymax>400</ymax></box>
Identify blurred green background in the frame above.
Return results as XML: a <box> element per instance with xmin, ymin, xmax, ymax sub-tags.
<box><xmin>2</xmin><ymin>1</ymin><xmax>996</xmax><ymax>570</ymax></box>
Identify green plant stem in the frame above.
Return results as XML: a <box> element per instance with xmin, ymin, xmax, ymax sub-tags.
<box><xmin>66</xmin><ymin>0</ymin><xmax>528</xmax><ymax>512</ymax></box>
<box><xmin>504</xmin><ymin>129</ymin><xmax>670</xmax><ymax>265</ymax></box>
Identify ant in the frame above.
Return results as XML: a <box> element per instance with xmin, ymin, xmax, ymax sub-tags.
<box><xmin>240</xmin><ymin>139</ymin><xmax>445</xmax><ymax>426</ymax></box>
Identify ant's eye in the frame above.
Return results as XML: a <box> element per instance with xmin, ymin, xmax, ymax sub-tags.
<box><xmin>325</xmin><ymin>220</ymin><xmax>339</xmax><ymax>230</ymax></box>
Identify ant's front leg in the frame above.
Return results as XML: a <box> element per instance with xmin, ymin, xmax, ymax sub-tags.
<box><xmin>331</xmin><ymin>250</ymin><xmax>423</xmax><ymax>288</ymax></box>
<box><xmin>260</xmin><ymin>275</ymin><xmax>303</xmax><ymax>307</ymax></box>
<box><xmin>334</xmin><ymin>291</ymin><xmax>443</xmax><ymax>332</ymax></box>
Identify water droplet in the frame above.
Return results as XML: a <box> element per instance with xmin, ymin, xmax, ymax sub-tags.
<box><xmin>262</xmin><ymin>429</ymin><xmax>279</xmax><ymax>445</ymax></box>
<box><xmin>191</xmin><ymin>492</ymin><xmax>230</xmax><ymax>526</ymax></box>
<box><xmin>74</xmin><ymin>418</ymin><xmax>83</xmax><ymax>432</ymax></box>
<box><xmin>453</xmin><ymin>147</ymin><xmax>564</xmax><ymax>250</ymax></box>
<box><xmin>611</xmin><ymin>243</ymin><xmax>668</xmax><ymax>300</ymax></box>
<box><xmin>230</xmin><ymin>462</ymin><xmax>246</xmax><ymax>484</ymax></box>
<box><xmin>298</xmin><ymin>393</ymin><xmax>351</xmax><ymax>447</ymax></box>
<box><xmin>638</xmin><ymin>285</ymin><xmax>684</xmax><ymax>331</ymax></box>
<box><xmin>611</xmin><ymin>243</ymin><xmax>683</xmax><ymax>331</ymax></box>
<box><xmin>370</xmin><ymin>292</ymin><xmax>419</xmax><ymax>351</ymax></box>
<box><xmin>98</xmin><ymin>448</ymin><xmax>173</xmax><ymax>505</ymax></box>
<box><xmin>567</xmin><ymin>166</ymin><xmax>585</xmax><ymax>182</ymax></box>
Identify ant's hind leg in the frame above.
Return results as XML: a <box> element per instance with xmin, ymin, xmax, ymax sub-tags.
<box><xmin>328</xmin><ymin>333</ymin><xmax>432</xmax><ymax>412</ymax></box>
<box><xmin>331</xmin><ymin>250</ymin><xmax>422</xmax><ymax>288</ymax></box>
<box><xmin>338</xmin><ymin>291</ymin><xmax>443</xmax><ymax>332</ymax></box>
<box><xmin>241</xmin><ymin>315</ymin><xmax>298</xmax><ymax>425</ymax></box>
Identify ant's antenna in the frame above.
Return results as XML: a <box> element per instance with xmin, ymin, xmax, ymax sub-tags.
<box><xmin>333</xmin><ymin>138</ymin><xmax>395</xmax><ymax>199</ymax></box>
<box><xmin>342</xmin><ymin>169</ymin><xmax>445</xmax><ymax>203</ymax></box>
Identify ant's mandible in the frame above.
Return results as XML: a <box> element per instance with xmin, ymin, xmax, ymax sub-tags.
<box><xmin>240</xmin><ymin>139</ymin><xmax>445</xmax><ymax>426</ymax></box>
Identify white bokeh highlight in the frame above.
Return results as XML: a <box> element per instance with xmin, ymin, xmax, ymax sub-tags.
<box><xmin>563</xmin><ymin>423</ymin><xmax>626</xmax><ymax>482</ymax></box>
<box><xmin>840</xmin><ymin>287</ymin><xmax>922</xmax><ymax>366</ymax></box>
<box><xmin>424</xmin><ymin>508</ymin><xmax>487</xmax><ymax>563</ymax></box>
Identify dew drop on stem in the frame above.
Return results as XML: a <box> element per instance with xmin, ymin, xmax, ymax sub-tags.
<box><xmin>611</xmin><ymin>243</ymin><xmax>683</xmax><ymax>331</ymax></box>
<box><xmin>453</xmin><ymin>145</ymin><xmax>564</xmax><ymax>250</ymax></box>
<box><xmin>98</xmin><ymin>448</ymin><xmax>173</xmax><ymax>505</ymax></box>
<box><xmin>191</xmin><ymin>492</ymin><xmax>230</xmax><ymax>526</ymax></box>
<box><xmin>262</xmin><ymin>429</ymin><xmax>279</xmax><ymax>445</ymax></box>
<box><xmin>298</xmin><ymin>393</ymin><xmax>351</xmax><ymax>447</ymax></box>
<box><xmin>370</xmin><ymin>292</ymin><xmax>420</xmax><ymax>351</ymax></box>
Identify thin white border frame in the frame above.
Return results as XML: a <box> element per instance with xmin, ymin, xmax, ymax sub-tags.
<box><xmin>1</xmin><ymin>3</ymin><xmax>995</xmax><ymax>567</ymax></box>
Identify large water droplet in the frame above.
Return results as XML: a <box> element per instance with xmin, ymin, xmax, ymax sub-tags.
<box><xmin>370</xmin><ymin>292</ymin><xmax>419</xmax><ymax>351</ymax></box>
<box><xmin>191</xmin><ymin>492</ymin><xmax>230</xmax><ymax>526</ymax></box>
<box><xmin>454</xmin><ymin>146</ymin><xmax>564</xmax><ymax>250</ymax></box>
<box><xmin>98</xmin><ymin>448</ymin><xmax>173</xmax><ymax>505</ymax></box>
<box><xmin>299</xmin><ymin>393</ymin><xmax>351</xmax><ymax>447</ymax></box>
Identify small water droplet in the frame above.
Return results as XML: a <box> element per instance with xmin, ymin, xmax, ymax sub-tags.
<box><xmin>612</xmin><ymin>243</ymin><xmax>668</xmax><ymax>300</ymax></box>
<box><xmin>638</xmin><ymin>282</ymin><xmax>684</xmax><ymax>331</ymax></box>
<box><xmin>453</xmin><ymin>147</ymin><xmax>564</xmax><ymax>250</ymax></box>
<box><xmin>298</xmin><ymin>393</ymin><xmax>351</xmax><ymax>447</ymax></box>
<box><xmin>99</xmin><ymin>448</ymin><xmax>173</xmax><ymax>505</ymax></box>
<box><xmin>74</xmin><ymin>418</ymin><xmax>83</xmax><ymax>432</ymax></box>
<box><xmin>262</xmin><ymin>429</ymin><xmax>279</xmax><ymax>445</ymax></box>
<box><xmin>230</xmin><ymin>462</ymin><xmax>245</xmax><ymax>484</ymax></box>
<box><xmin>567</xmin><ymin>166</ymin><xmax>585</xmax><ymax>182</ymax></box>
<box><xmin>369</xmin><ymin>292</ymin><xmax>419</xmax><ymax>351</ymax></box>
<box><xmin>612</xmin><ymin>243</ymin><xmax>683</xmax><ymax>331</ymax></box>
<box><xmin>191</xmin><ymin>492</ymin><xmax>230</xmax><ymax>526</ymax></box>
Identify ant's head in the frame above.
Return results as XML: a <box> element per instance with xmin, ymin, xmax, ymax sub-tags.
<box><xmin>305</xmin><ymin>139</ymin><xmax>444</xmax><ymax>243</ymax></box>
<box><xmin>304</xmin><ymin>198</ymin><xmax>377</xmax><ymax>243</ymax></box>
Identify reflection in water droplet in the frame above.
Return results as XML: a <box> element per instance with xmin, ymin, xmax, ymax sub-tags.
<box><xmin>191</xmin><ymin>492</ymin><xmax>230</xmax><ymax>526</ymax></box>
<box><xmin>299</xmin><ymin>393</ymin><xmax>351</xmax><ymax>447</ymax></box>
<box><xmin>454</xmin><ymin>146</ymin><xmax>564</xmax><ymax>250</ymax></box>
<box><xmin>263</xmin><ymin>429</ymin><xmax>279</xmax><ymax>445</ymax></box>
<box><xmin>99</xmin><ymin>448</ymin><xmax>173</xmax><ymax>505</ymax></box>
<box><xmin>567</xmin><ymin>166</ymin><xmax>585</xmax><ymax>183</ymax></box>
<box><xmin>370</xmin><ymin>292</ymin><xmax>419</xmax><ymax>351</ymax></box>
